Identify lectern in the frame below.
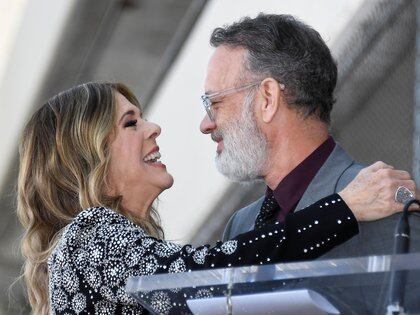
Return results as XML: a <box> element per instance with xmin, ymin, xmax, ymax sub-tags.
<box><xmin>126</xmin><ymin>253</ymin><xmax>420</xmax><ymax>315</ymax></box>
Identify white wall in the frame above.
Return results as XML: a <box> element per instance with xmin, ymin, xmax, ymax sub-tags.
<box><xmin>147</xmin><ymin>0</ymin><xmax>365</xmax><ymax>243</ymax></box>
<box><xmin>0</xmin><ymin>0</ymin><xmax>76</xmax><ymax>189</ymax></box>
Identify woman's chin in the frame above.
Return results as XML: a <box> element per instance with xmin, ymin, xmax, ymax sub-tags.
<box><xmin>157</xmin><ymin>174</ymin><xmax>174</xmax><ymax>192</ymax></box>
<box><xmin>164</xmin><ymin>175</ymin><xmax>174</xmax><ymax>190</ymax></box>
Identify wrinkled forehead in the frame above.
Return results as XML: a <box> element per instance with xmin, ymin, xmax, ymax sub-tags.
<box><xmin>204</xmin><ymin>45</ymin><xmax>247</xmax><ymax>93</ymax></box>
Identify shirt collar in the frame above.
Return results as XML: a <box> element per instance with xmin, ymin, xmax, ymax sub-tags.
<box><xmin>267</xmin><ymin>136</ymin><xmax>336</xmax><ymax>213</ymax></box>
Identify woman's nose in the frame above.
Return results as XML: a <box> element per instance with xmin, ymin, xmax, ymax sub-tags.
<box><xmin>146</xmin><ymin>121</ymin><xmax>161</xmax><ymax>139</ymax></box>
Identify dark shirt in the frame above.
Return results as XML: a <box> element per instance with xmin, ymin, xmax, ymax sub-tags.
<box><xmin>267</xmin><ymin>136</ymin><xmax>336</xmax><ymax>221</ymax></box>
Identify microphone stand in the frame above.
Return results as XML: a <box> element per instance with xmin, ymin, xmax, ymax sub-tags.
<box><xmin>386</xmin><ymin>199</ymin><xmax>420</xmax><ymax>315</ymax></box>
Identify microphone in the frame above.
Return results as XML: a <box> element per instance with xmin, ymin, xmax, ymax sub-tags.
<box><xmin>386</xmin><ymin>199</ymin><xmax>420</xmax><ymax>315</ymax></box>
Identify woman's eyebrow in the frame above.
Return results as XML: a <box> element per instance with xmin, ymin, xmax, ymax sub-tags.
<box><xmin>118</xmin><ymin>110</ymin><xmax>136</xmax><ymax>125</ymax></box>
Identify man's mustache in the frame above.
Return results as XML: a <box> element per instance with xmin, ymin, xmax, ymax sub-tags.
<box><xmin>211</xmin><ymin>130</ymin><xmax>223</xmax><ymax>142</ymax></box>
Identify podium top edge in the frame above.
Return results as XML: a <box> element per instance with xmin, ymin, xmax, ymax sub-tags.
<box><xmin>125</xmin><ymin>253</ymin><xmax>420</xmax><ymax>293</ymax></box>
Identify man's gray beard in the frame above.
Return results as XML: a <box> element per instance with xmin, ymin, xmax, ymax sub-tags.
<box><xmin>214</xmin><ymin>92</ymin><xmax>268</xmax><ymax>182</ymax></box>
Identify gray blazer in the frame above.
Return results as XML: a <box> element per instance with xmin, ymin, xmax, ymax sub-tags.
<box><xmin>223</xmin><ymin>143</ymin><xmax>420</xmax><ymax>258</ymax></box>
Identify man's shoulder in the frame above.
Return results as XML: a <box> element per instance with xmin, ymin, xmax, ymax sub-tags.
<box><xmin>236</xmin><ymin>196</ymin><xmax>265</xmax><ymax>218</ymax></box>
<box><xmin>311</xmin><ymin>142</ymin><xmax>365</xmax><ymax>188</ymax></box>
<box><xmin>323</xmin><ymin>143</ymin><xmax>361</xmax><ymax>176</ymax></box>
<box><xmin>223</xmin><ymin>196</ymin><xmax>265</xmax><ymax>240</ymax></box>
<box><xmin>330</xmin><ymin>144</ymin><xmax>364</xmax><ymax>191</ymax></box>
<box><xmin>223</xmin><ymin>142</ymin><xmax>364</xmax><ymax>239</ymax></box>
<box><xmin>336</xmin><ymin>161</ymin><xmax>364</xmax><ymax>189</ymax></box>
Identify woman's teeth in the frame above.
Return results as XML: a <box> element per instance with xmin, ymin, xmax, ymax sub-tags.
<box><xmin>143</xmin><ymin>151</ymin><xmax>161</xmax><ymax>163</ymax></box>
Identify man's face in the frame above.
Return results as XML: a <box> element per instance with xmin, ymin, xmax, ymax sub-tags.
<box><xmin>200</xmin><ymin>46</ymin><xmax>268</xmax><ymax>182</ymax></box>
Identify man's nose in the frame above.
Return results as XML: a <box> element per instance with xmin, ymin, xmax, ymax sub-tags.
<box><xmin>200</xmin><ymin>114</ymin><xmax>216</xmax><ymax>134</ymax></box>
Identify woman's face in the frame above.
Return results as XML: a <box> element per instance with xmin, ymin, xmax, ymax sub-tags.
<box><xmin>107</xmin><ymin>92</ymin><xmax>174</xmax><ymax>203</ymax></box>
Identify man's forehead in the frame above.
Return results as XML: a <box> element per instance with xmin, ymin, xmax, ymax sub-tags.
<box><xmin>204</xmin><ymin>46</ymin><xmax>246</xmax><ymax>92</ymax></box>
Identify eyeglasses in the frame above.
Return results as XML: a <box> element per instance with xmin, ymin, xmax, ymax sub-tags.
<box><xmin>201</xmin><ymin>81</ymin><xmax>261</xmax><ymax>121</ymax></box>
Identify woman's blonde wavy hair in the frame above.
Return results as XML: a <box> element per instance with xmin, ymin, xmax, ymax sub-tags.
<box><xmin>17</xmin><ymin>82</ymin><xmax>163</xmax><ymax>314</ymax></box>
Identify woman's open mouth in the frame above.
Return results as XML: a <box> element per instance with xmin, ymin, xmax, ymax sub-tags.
<box><xmin>143</xmin><ymin>149</ymin><xmax>166</xmax><ymax>168</ymax></box>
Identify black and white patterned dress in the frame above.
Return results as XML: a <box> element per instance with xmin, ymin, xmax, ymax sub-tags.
<box><xmin>48</xmin><ymin>193</ymin><xmax>358</xmax><ymax>314</ymax></box>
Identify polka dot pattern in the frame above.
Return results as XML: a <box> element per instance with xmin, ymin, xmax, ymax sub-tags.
<box><xmin>255</xmin><ymin>193</ymin><xmax>280</xmax><ymax>229</ymax></box>
<box><xmin>48</xmin><ymin>194</ymin><xmax>357</xmax><ymax>314</ymax></box>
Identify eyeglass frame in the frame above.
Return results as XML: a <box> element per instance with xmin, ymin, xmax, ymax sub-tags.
<box><xmin>200</xmin><ymin>81</ymin><xmax>261</xmax><ymax>121</ymax></box>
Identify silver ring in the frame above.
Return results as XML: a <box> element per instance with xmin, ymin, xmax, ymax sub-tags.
<box><xmin>394</xmin><ymin>186</ymin><xmax>414</xmax><ymax>204</ymax></box>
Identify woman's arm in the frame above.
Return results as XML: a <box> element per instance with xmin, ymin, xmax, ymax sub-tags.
<box><xmin>101</xmin><ymin>193</ymin><xmax>354</xmax><ymax>313</ymax></box>
<box><xmin>126</xmin><ymin>193</ymin><xmax>355</xmax><ymax>275</ymax></box>
<box><xmin>66</xmin><ymin>161</ymin><xmax>414</xmax><ymax>313</ymax></box>
<box><xmin>126</xmin><ymin>161</ymin><xmax>417</xmax><ymax>274</ymax></box>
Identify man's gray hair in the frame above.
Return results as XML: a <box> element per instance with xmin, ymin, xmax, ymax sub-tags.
<box><xmin>210</xmin><ymin>13</ymin><xmax>337</xmax><ymax>124</ymax></box>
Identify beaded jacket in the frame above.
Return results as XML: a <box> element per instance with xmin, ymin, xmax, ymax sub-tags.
<box><xmin>48</xmin><ymin>193</ymin><xmax>358</xmax><ymax>314</ymax></box>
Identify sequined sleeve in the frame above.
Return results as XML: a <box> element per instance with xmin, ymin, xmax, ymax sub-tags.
<box><xmin>48</xmin><ymin>193</ymin><xmax>358</xmax><ymax>314</ymax></box>
<box><xmin>128</xmin><ymin>193</ymin><xmax>357</xmax><ymax>274</ymax></box>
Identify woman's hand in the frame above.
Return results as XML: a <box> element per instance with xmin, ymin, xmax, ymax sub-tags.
<box><xmin>339</xmin><ymin>161</ymin><xmax>418</xmax><ymax>221</ymax></box>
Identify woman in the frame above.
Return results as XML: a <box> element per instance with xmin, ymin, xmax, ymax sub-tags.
<box><xmin>17</xmin><ymin>82</ymin><xmax>415</xmax><ymax>314</ymax></box>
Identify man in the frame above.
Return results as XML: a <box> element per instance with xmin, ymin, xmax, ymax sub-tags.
<box><xmin>199</xmin><ymin>13</ymin><xmax>420</xmax><ymax>313</ymax></box>
<box><xmin>199</xmin><ymin>13</ymin><xmax>420</xmax><ymax>258</ymax></box>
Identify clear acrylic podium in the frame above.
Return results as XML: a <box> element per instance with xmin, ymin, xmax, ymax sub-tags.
<box><xmin>126</xmin><ymin>253</ymin><xmax>420</xmax><ymax>315</ymax></box>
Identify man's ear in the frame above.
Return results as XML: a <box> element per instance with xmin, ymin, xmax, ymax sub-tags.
<box><xmin>258</xmin><ymin>78</ymin><xmax>284</xmax><ymax>123</ymax></box>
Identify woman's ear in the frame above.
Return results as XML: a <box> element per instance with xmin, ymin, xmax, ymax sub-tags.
<box><xmin>257</xmin><ymin>78</ymin><xmax>285</xmax><ymax>123</ymax></box>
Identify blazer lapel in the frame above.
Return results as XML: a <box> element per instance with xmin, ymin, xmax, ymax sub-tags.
<box><xmin>295</xmin><ymin>143</ymin><xmax>355</xmax><ymax>211</ymax></box>
<box><xmin>248</xmin><ymin>196</ymin><xmax>265</xmax><ymax>231</ymax></box>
